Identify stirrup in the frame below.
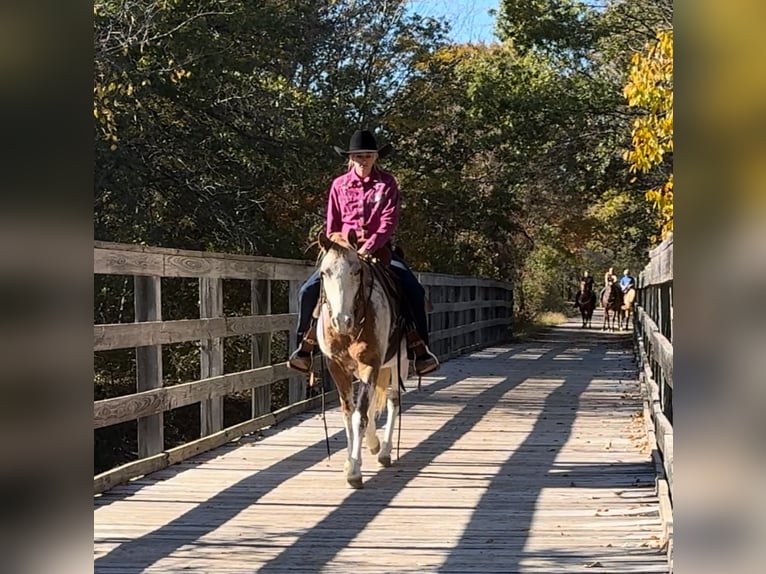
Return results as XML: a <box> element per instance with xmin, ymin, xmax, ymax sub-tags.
<box><xmin>287</xmin><ymin>348</ymin><xmax>313</xmax><ymax>373</ymax></box>
<box><xmin>414</xmin><ymin>347</ymin><xmax>439</xmax><ymax>376</ymax></box>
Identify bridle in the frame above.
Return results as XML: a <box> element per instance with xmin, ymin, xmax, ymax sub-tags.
<box><xmin>318</xmin><ymin>244</ymin><xmax>375</xmax><ymax>342</ymax></box>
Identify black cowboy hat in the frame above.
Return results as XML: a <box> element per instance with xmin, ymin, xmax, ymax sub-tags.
<box><xmin>333</xmin><ymin>129</ymin><xmax>393</xmax><ymax>159</ymax></box>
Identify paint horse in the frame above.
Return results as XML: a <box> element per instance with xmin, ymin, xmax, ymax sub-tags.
<box><xmin>316</xmin><ymin>231</ymin><xmax>409</xmax><ymax>488</ymax></box>
<box><xmin>600</xmin><ymin>280</ymin><xmax>623</xmax><ymax>332</ymax></box>
<box><xmin>620</xmin><ymin>285</ymin><xmax>637</xmax><ymax>330</ymax></box>
<box><xmin>575</xmin><ymin>279</ymin><xmax>597</xmax><ymax>328</ymax></box>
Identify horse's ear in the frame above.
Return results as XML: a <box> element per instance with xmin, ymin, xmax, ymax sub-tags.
<box><xmin>346</xmin><ymin>228</ymin><xmax>358</xmax><ymax>248</ymax></box>
<box><xmin>318</xmin><ymin>232</ymin><xmax>332</xmax><ymax>251</ymax></box>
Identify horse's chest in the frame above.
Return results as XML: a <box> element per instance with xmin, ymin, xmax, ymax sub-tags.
<box><xmin>328</xmin><ymin>336</ymin><xmax>378</xmax><ymax>372</ymax></box>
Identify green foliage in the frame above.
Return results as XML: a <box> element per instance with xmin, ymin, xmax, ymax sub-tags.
<box><xmin>519</xmin><ymin>226</ymin><xmax>576</xmax><ymax>317</ymax></box>
<box><xmin>94</xmin><ymin>0</ymin><xmax>674</xmax><ymax>471</ymax></box>
<box><xmin>94</xmin><ymin>0</ymin><xmax>672</xmax><ymax>295</ymax></box>
<box><xmin>585</xmin><ymin>188</ymin><xmax>658</xmax><ymax>273</ymax></box>
<box><xmin>496</xmin><ymin>0</ymin><xmax>600</xmax><ymax>60</ymax></box>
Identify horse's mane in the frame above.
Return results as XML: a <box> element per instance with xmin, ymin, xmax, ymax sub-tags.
<box><xmin>326</xmin><ymin>232</ymin><xmax>353</xmax><ymax>250</ymax></box>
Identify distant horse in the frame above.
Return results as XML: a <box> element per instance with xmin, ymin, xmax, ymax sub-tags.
<box><xmin>316</xmin><ymin>230</ymin><xmax>408</xmax><ymax>489</ymax></box>
<box><xmin>574</xmin><ymin>280</ymin><xmax>596</xmax><ymax>328</ymax></box>
<box><xmin>620</xmin><ymin>285</ymin><xmax>636</xmax><ymax>330</ymax></box>
<box><xmin>600</xmin><ymin>281</ymin><xmax>623</xmax><ymax>331</ymax></box>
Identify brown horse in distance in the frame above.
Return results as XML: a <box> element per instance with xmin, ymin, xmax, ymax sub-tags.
<box><xmin>575</xmin><ymin>279</ymin><xmax>596</xmax><ymax>328</ymax></box>
<box><xmin>600</xmin><ymin>280</ymin><xmax>623</xmax><ymax>331</ymax></box>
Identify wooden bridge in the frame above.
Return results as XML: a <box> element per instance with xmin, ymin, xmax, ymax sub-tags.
<box><xmin>94</xmin><ymin>238</ymin><xmax>673</xmax><ymax>573</ymax></box>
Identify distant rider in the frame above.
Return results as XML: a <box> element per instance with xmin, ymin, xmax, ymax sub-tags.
<box><xmin>619</xmin><ymin>269</ymin><xmax>635</xmax><ymax>292</ymax></box>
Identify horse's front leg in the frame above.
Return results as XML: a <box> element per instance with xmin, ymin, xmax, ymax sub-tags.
<box><xmin>346</xmin><ymin>363</ymin><xmax>377</xmax><ymax>489</ymax></box>
<box><xmin>325</xmin><ymin>361</ymin><xmax>355</xmax><ymax>468</ymax></box>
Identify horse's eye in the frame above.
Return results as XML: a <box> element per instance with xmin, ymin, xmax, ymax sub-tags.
<box><xmin>351</xmin><ymin>267</ymin><xmax>361</xmax><ymax>276</ymax></box>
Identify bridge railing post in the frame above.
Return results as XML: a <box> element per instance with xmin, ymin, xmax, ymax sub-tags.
<box><xmin>134</xmin><ymin>275</ymin><xmax>164</xmax><ymax>458</ymax></box>
<box><xmin>251</xmin><ymin>279</ymin><xmax>272</xmax><ymax>417</ymax></box>
<box><xmin>287</xmin><ymin>279</ymin><xmax>305</xmax><ymax>404</ymax></box>
<box><xmin>200</xmin><ymin>277</ymin><xmax>224</xmax><ymax>436</ymax></box>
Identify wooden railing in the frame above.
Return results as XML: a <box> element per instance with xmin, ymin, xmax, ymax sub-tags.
<box><xmin>633</xmin><ymin>233</ymin><xmax>673</xmax><ymax>569</ymax></box>
<box><xmin>93</xmin><ymin>241</ymin><xmax>513</xmax><ymax>493</ymax></box>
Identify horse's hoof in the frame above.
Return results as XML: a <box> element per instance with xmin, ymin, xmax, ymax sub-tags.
<box><xmin>369</xmin><ymin>440</ymin><xmax>381</xmax><ymax>455</ymax></box>
<box><xmin>347</xmin><ymin>475</ymin><xmax>363</xmax><ymax>489</ymax></box>
<box><xmin>378</xmin><ymin>455</ymin><xmax>392</xmax><ymax>468</ymax></box>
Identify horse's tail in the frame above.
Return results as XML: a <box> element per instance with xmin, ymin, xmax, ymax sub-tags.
<box><xmin>370</xmin><ymin>368</ymin><xmax>390</xmax><ymax>420</ymax></box>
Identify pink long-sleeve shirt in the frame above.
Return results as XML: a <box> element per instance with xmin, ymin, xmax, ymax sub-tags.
<box><xmin>325</xmin><ymin>166</ymin><xmax>400</xmax><ymax>254</ymax></box>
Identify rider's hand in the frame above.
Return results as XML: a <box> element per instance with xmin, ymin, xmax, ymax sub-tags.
<box><xmin>357</xmin><ymin>248</ymin><xmax>378</xmax><ymax>264</ymax></box>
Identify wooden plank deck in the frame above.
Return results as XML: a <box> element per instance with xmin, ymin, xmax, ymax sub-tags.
<box><xmin>94</xmin><ymin>316</ymin><xmax>668</xmax><ymax>573</ymax></box>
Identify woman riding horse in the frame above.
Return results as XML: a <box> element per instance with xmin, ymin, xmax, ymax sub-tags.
<box><xmin>287</xmin><ymin>130</ymin><xmax>439</xmax><ymax>377</ymax></box>
<box><xmin>601</xmin><ymin>278</ymin><xmax>623</xmax><ymax>331</ymax></box>
<box><xmin>620</xmin><ymin>283</ymin><xmax>637</xmax><ymax>330</ymax></box>
<box><xmin>575</xmin><ymin>279</ymin><xmax>596</xmax><ymax>328</ymax></box>
<box><xmin>314</xmin><ymin>230</ymin><xmax>409</xmax><ymax>488</ymax></box>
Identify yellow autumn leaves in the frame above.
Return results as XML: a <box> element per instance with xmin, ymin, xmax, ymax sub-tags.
<box><xmin>93</xmin><ymin>80</ymin><xmax>131</xmax><ymax>151</ymax></box>
<box><xmin>624</xmin><ymin>30</ymin><xmax>673</xmax><ymax>238</ymax></box>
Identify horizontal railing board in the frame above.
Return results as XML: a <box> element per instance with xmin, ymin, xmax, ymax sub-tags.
<box><xmin>95</xmin><ymin>242</ymin><xmax>514</xmax><ymax>288</ymax></box>
<box><xmin>94</xmin><ymin>390</ymin><xmax>338</xmax><ymax>494</ymax></box>
<box><xmin>636</xmin><ymin>322</ymin><xmax>673</xmax><ymax>496</ymax></box>
<box><xmin>638</xmin><ymin>369</ymin><xmax>673</xmax><ymax>569</ymax></box>
<box><xmin>430</xmin><ymin>317</ymin><xmax>509</xmax><ymax>341</ymax></box>
<box><xmin>640</xmin><ymin>233</ymin><xmax>673</xmax><ymax>286</ymax></box>
<box><xmin>636</xmin><ymin>306</ymin><xmax>673</xmax><ymax>389</ymax></box>
<box><xmin>93</xmin><ymin>303</ymin><xmax>510</xmax><ymax>352</ymax></box>
<box><xmin>95</xmin><ymin>243</ymin><xmax>314</xmax><ymax>281</ymax></box>
<box><xmin>641</xmin><ymin>356</ymin><xmax>674</xmax><ymax>494</ymax></box>
<box><xmin>417</xmin><ymin>272</ymin><xmax>512</xmax><ymax>289</ymax></box>
<box><xmin>94</xmin><ymin>241</ymin><xmax>315</xmax><ymax>266</ymax></box>
<box><xmin>95</xmin><ymin>248</ymin><xmax>165</xmax><ymax>276</ymax></box>
<box><xmin>430</xmin><ymin>299</ymin><xmax>513</xmax><ymax>313</ymax></box>
<box><xmin>94</xmin><ymin>363</ymin><xmax>292</xmax><ymax>429</ymax></box>
<box><xmin>94</xmin><ymin>313</ymin><xmax>295</xmax><ymax>351</ymax></box>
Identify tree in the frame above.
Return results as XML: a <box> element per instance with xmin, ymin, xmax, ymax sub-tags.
<box><xmin>623</xmin><ymin>29</ymin><xmax>674</xmax><ymax>238</ymax></box>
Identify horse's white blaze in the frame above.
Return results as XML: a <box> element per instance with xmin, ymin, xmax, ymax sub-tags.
<box><xmin>320</xmin><ymin>254</ymin><xmax>359</xmax><ymax>336</ymax></box>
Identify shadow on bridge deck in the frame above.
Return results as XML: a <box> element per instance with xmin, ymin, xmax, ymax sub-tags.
<box><xmin>94</xmin><ymin>318</ymin><xmax>667</xmax><ymax>573</ymax></box>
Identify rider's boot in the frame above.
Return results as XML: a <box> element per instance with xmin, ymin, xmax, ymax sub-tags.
<box><xmin>406</xmin><ymin>329</ymin><xmax>439</xmax><ymax>376</ymax></box>
<box><xmin>287</xmin><ymin>324</ymin><xmax>317</xmax><ymax>373</ymax></box>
